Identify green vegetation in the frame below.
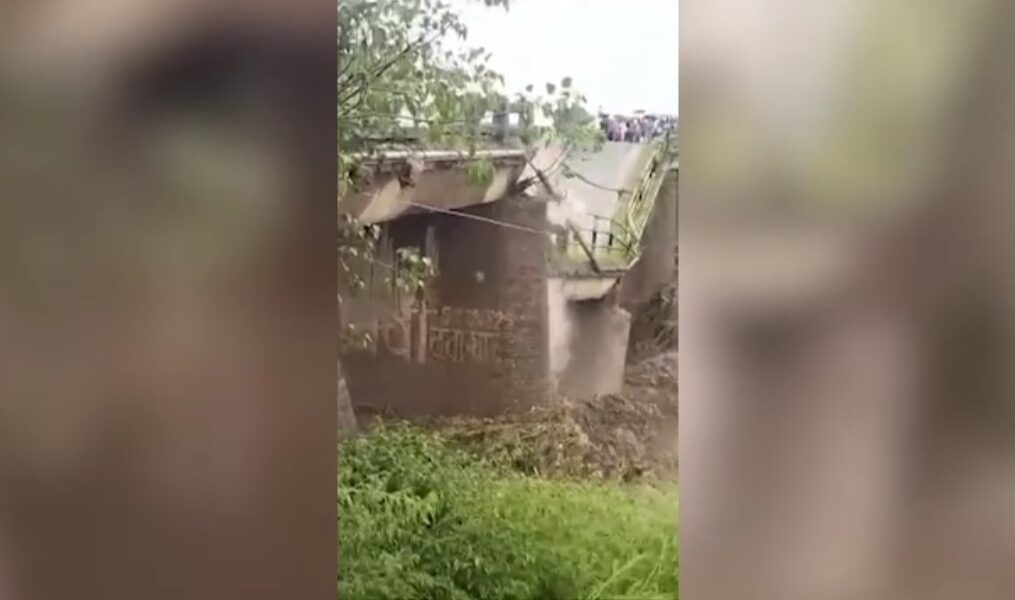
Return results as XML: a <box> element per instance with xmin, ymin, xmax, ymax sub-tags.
<box><xmin>338</xmin><ymin>426</ymin><xmax>679</xmax><ymax>600</ymax></box>
<box><xmin>338</xmin><ymin>0</ymin><xmax>601</xmax><ymax>187</ymax></box>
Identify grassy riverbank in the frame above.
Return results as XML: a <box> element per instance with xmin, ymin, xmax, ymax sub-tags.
<box><xmin>338</xmin><ymin>426</ymin><xmax>678</xmax><ymax>600</ymax></box>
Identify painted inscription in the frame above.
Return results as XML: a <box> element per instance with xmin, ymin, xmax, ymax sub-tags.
<box><xmin>425</xmin><ymin>307</ymin><xmax>511</xmax><ymax>364</ymax></box>
<box><xmin>342</xmin><ymin>305</ymin><xmax>512</xmax><ymax>365</ymax></box>
<box><xmin>427</xmin><ymin>327</ymin><xmax>500</xmax><ymax>363</ymax></box>
<box><xmin>377</xmin><ymin>312</ymin><xmax>411</xmax><ymax>360</ymax></box>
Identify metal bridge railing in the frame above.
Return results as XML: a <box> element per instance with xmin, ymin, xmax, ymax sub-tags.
<box><xmin>560</xmin><ymin>133</ymin><xmax>676</xmax><ymax>272</ymax></box>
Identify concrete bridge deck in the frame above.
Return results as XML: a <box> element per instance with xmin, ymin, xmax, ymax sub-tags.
<box><xmin>339</xmin><ymin>135</ymin><xmax>677</xmax><ymax>298</ymax></box>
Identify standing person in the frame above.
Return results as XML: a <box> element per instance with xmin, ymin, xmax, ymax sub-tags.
<box><xmin>613</xmin><ymin>117</ymin><xmax>627</xmax><ymax>142</ymax></box>
<box><xmin>656</xmin><ymin>117</ymin><xmax>669</xmax><ymax>139</ymax></box>
<box><xmin>643</xmin><ymin>116</ymin><xmax>656</xmax><ymax>140</ymax></box>
<box><xmin>606</xmin><ymin>117</ymin><xmax>620</xmax><ymax>141</ymax></box>
<box><xmin>625</xmin><ymin>118</ymin><xmax>641</xmax><ymax>143</ymax></box>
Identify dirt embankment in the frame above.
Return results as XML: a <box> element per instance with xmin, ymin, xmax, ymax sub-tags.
<box><xmin>437</xmin><ymin>351</ymin><xmax>678</xmax><ymax>481</ymax></box>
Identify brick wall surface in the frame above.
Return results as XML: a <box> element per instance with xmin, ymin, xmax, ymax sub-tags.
<box><xmin>340</xmin><ymin>195</ymin><xmax>552</xmax><ymax>418</ymax></box>
<box><xmin>491</xmin><ymin>196</ymin><xmax>552</xmax><ymax>411</ymax></box>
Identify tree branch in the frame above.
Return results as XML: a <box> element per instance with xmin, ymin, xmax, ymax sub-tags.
<box><xmin>339</xmin><ymin>32</ymin><xmax>443</xmax><ymax>107</ymax></box>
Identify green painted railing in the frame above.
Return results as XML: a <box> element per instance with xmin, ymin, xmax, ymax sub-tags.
<box><xmin>564</xmin><ymin>134</ymin><xmax>677</xmax><ymax>273</ymax></box>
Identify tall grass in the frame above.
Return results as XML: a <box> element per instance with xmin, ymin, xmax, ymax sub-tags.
<box><xmin>339</xmin><ymin>426</ymin><xmax>678</xmax><ymax>600</ymax></box>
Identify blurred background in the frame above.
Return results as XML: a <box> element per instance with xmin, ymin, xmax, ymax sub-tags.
<box><xmin>7</xmin><ymin>0</ymin><xmax>1015</xmax><ymax>597</ymax></box>
<box><xmin>0</xmin><ymin>0</ymin><xmax>335</xmax><ymax>597</ymax></box>
<box><xmin>682</xmin><ymin>0</ymin><xmax>1015</xmax><ymax>598</ymax></box>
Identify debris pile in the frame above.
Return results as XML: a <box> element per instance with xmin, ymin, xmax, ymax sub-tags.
<box><xmin>438</xmin><ymin>352</ymin><xmax>678</xmax><ymax>481</ymax></box>
<box><xmin>627</xmin><ymin>282</ymin><xmax>678</xmax><ymax>363</ymax></box>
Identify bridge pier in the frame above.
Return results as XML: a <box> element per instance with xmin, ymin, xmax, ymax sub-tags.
<box><xmin>552</xmin><ymin>294</ymin><xmax>632</xmax><ymax>398</ymax></box>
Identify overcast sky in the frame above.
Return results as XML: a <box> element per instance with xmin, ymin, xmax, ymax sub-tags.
<box><xmin>449</xmin><ymin>0</ymin><xmax>679</xmax><ymax>116</ymax></box>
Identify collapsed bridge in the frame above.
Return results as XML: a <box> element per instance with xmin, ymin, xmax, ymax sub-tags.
<box><xmin>339</xmin><ymin>135</ymin><xmax>677</xmax><ymax>418</ymax></box>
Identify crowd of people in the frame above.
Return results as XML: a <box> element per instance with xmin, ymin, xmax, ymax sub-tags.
<box><xmin>599</xmin><ymin>113</ymin><xmax>676</xmax><ymax>143</ymax></box>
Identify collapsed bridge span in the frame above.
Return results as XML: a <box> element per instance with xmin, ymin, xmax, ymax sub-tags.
<box><xmin>339</xmin><ymin>135</ymin><xmax>677</xmax><ymax>418</ymax></box>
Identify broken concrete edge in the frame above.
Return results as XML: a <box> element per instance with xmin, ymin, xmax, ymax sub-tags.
<box><xmin>347</xmin><ymin>148</ymin><xmax>528</xmax><ymax>171</ymax></box>
<box><xmin>345</xmin><ymin>142</ymin><xmax>569</xmax><ymax>179</ymax></box>
<box><xmin>338</xmin><ymin>143</ymin><xmax>573</xmax><ymax>226</ymax></box>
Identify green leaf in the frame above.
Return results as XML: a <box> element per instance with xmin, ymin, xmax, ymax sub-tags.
<box><xmin>466</xmin><ymin>158</ymin><xmax>495</xmax><ymax>186</ymax></box>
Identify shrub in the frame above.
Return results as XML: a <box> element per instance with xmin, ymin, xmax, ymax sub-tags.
<box><xmin>339</xmin><ymin>426</ymin><xmax>678</xmax><ymax>600</ymax></box>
